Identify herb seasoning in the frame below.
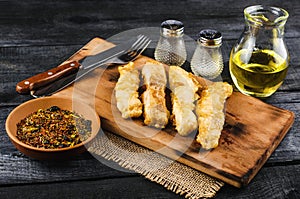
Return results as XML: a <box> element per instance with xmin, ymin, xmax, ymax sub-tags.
<box><xmin>16</xmin><ymin>106</ymin><xmax>92</xmax><ymax>149</ymax></box>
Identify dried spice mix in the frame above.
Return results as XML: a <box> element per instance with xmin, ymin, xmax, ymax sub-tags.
<box><xmin>16</xmin><ymin>106</ymin><xmax>92</xmax><ymax>149</ymax></box>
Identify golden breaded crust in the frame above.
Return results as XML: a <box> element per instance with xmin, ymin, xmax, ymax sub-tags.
<box><xmin>142</xmin><ymin>62</ymin><xmax>169</xmax><ymax>128</ymax></box>
<box><xmin>169</xmin><ymin>66</ymin><xmax>199</xmax><ymax>136</ymax></box>
<box><xmin>115</xmin><ymin>62</ymin><xmax>143</xmax><ymax>119</ymax></box>
<box><xmin>196</xmin><ymin>82</ymin><xmax>233</xmax><ymax>149</ymax></box>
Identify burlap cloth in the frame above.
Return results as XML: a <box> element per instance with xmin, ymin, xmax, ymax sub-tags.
<box><xmin>88</xmin><ymin>130</ymin><xmax>224</xmax><ymax>199</ymax></box>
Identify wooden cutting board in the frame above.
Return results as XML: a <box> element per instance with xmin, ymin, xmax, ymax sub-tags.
<box><xmin>54</xmin><ymin>37</ymin><xmax>295</xmax><ymax>187</ymax></box>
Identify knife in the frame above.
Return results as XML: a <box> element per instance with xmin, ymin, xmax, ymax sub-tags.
<box><xmin>16</xmin><ymin>36</ymin><xmax>141</xmax><ymax>94</ymax></box>
<box><xmin>30</xmin><ymin>71</ymin><xmax>81</xmax><ymax>97</ymax></box>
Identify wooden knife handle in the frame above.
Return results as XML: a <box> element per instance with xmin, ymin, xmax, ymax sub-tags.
<box><xmin>16</xmin><ymin>60</ymin><xmax>81</xmax><ymax>94</ymax></box>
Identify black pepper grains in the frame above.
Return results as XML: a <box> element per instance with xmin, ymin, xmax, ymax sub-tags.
<box><xmin>16</xmin><ymin>106</ymin><xmax>92</xmax><ymax>149</ymax></box>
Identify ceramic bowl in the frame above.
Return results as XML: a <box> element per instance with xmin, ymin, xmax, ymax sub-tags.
<box><xmin>5</xmin><ymin>96</ymin><xmax>101</xmax><ymax>160</ymax></box>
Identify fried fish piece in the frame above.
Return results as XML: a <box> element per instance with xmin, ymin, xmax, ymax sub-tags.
<box><xmin>115</xmin><ymin>62</ymin><xmax>143</xmax><ymax>119</ymax></box>
<box><xmin>169</xmin><ymin>66</ymin><xmax>200</xmax><ymax>136</ymax></box>
<box><xmin>195</xmin><ymin>82</ymin><xmax>233</xmax><ymax>149</ymax></box>
<box><xmin>141</xmin><ymin>62</ymin><xmax>169</xmax><ymax>128</ymax></box>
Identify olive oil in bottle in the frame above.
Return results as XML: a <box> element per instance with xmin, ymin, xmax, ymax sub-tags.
<box><xmin>229</xmin><ymin>49</ymin><xmax>288</xmax><ymax>97</ymax></box>
<box><xmin>229</xmin><ymin>5</ymin><xmax>289</xmax><ymax>98</ymax></box>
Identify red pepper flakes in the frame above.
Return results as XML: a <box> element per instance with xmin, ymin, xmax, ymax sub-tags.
<box><xmin>16</xmin><ymin>106</ymin><xmax>92</xmax><ymax>149</ymax></box>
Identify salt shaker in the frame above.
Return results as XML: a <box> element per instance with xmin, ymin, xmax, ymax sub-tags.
<box><xmin>190</xmin><ymin>29</ymin><xmax>223</xmax><ymax>79</ymax></box>
<box><xmin>154</xmin><ymin>19</ymin><xmax>187</xmax><ymax>66</ymax></box>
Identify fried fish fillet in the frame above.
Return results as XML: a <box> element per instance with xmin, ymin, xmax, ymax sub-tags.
<box><xmin>169</xmin><ymin>66</ymin><xmax>200</xmax><ymax>136</ymax></box>
<box><xmin>115</xmin><ymin>62</ymin><xmax>143</xmax><ymax>119</ymax></box>
<box><xmin>141</xmin><ymin>62</ymin><xmax>169</xmax><ymax>128</ymax></box>
<box><xmin>195</xmin><ymin>82</ymin><xmax>233</xmax><ymax>149</ymax></box>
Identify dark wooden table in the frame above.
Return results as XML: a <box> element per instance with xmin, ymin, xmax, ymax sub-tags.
<box><xmin>1</xmin><ymin>0</ymin><xmax>299</xmax><ymax>198</ymax></box>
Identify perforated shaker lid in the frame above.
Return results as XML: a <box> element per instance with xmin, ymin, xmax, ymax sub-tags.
<box><xmin>161</xmin><ymin>19</ymin><xmax>184</xmax><ymax>36</ymax></box>
<box><xmin>198</xmin><ymin>29</ymin><xmax>222</xmax><ymax>46</ymax></box>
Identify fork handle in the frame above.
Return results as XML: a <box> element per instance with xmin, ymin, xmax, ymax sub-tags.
<box><xmin>16</xmin><ymin>60</ymin><xmax>81</xmax><ymax>94</ymax></box>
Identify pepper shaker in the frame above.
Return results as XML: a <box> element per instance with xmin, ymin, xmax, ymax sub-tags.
<box><xmin>190</xmin><ymin>29</ymin><xmax>224</xmax><ymax>79</ymax></box>
<box><xmin>154</xmin><ymin>19</ymin><xmax>187</xmax><ymax>66</ymax></box>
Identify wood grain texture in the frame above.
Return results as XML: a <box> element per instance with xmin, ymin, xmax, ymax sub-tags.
<box><xmin>54</xmin><ymin>38</ymin><xmax>294</xmax><ymax>187</ymax></box>
<box><xmin>0</xmin><ymin>176</ymin><xmax>182</xmax><ymax>199</ymax></box>
<box><xmin>0</xmin><ymin>164</ymin><xmax>298</xmax><ymax>199</ymax></box>
<box><xmin>0</xmin><ymin>0</ymin><xmax>299</xmax><ymax>198</ymax></box>
<box><xmin>0</xmin><ymin>0</ymin><xmax>299</xmax><ymax>46</ymax></box>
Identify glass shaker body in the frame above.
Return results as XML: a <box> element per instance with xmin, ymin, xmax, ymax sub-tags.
<box><xmin>154</xmin><ymin>20</ymin><xmax>187</xmax><ymax>66</ymax></box>
<box><xmin>191</xmin><ymin>29</ymin><xmax>223</xmax><ymax>79</ymax></box>
<box><xmin>229</xmin><ymin>5</ymin><xmax>289</xmax><ymax>98</ymax></box>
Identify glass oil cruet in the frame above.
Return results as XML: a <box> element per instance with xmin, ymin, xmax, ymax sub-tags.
<box><xmin>154</xmin><ymin>19</ymin><xmax>187</xmax><ymax>66</ymax></box>
<box><xmin>229</xmin><ymin>5</ymin><xmax>289</xmax><ymax>98</ymax></box>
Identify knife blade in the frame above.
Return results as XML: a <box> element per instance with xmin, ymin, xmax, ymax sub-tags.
<box><xmin>16</xmin><ymin>36</ymin><xmax>140</xmax><ymax>94</ymax></box>
<box><xmin>30</xmin><ymin>57</ymin><xmax>114</xmax><ymax>98</ymax></box>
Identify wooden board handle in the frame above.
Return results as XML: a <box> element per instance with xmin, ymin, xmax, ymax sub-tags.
<box><xmin>16</xmin><ymin>60</ymin><xmax>81</xmax><ymax>94</ymax></box>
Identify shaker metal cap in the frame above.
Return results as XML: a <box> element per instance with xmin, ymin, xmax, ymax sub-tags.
<box><xmin>161</xmin><ymin>19</ymin><xmax>184</xmax><ymax>36</ymax></box>
<box><xmin>198</xmin><ymin>29</ymin><xmax>222</xmax><ymax>46</ymax></box>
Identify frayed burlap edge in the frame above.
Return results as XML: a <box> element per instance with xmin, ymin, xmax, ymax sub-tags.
<box><xmin>88</xmin><ymin>131</ymin><xmax>224</xmax><ymax>199</ymax></box>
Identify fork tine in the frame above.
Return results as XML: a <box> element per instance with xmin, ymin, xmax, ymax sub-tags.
<box><xmin>126</xmin><ymin>36</ymin><xmax>151</xmax><ymax>58</ymax></box>
<box><xmin>124</xmin><ymin>37</ymin><xmax>145</xmax><ymax>57</ymax></box>
<box><xmin>130</xmin><ymin>38</ymin><xmax>151</xmax><ymax>58</ymax></box>
<box><xmin>130</xmin><ymin>34</ymin><xmax>146</xmax><ymax>50</ymax></box>
<box><xmin>127</xmin><ymin>39</ymin><xmax>151</xmax><ymax>60</ymax></box>
<box><xmin>132</xmin><ymin>36</ymin><xmax>150</xmax><ymax>51</ymax></box>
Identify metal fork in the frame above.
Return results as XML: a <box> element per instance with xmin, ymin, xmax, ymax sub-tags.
<box><xmin>98</xmin><ymin>35</ymin><xmax>151</xmax><ymax>66</ymax></box>
<box><xmin>83</xmin><ymin>34</ymin><xmax>151</xmax><ymax>69</ymax></box>
<box><xmin>31</xmin><ymin>35</ymin><xmax>151</xmax><ymax>97</ymax></box>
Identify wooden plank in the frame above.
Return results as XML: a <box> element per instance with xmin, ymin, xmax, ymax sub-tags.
<box><xmin>0</xmin><ymin>0</ymin><xmax>299</xmax><ymax>198</ymax></box>
<box><xmin>1</xmin><ymin>164</ymin><xmax>299</xmax><ymax>199</ymax></box>
<box><xmin>0</xmin><ymin>153</ymin><xmax>132</xmax><ymax>185</ymax></box>
<box><xmin>0</xmin><ymin>103</ymin><xmax>299</xmax><ymax>185</ymax></box>
<box><xmin>52</xmin><ymin>38</ymin><xmax>294</xmax><ymax>187</ymax></box>
<box><xmin>0</xmin><ymin>0</ymin><xmax>299</xmax><ymax>46</ymax></box>
<box><xmin>0</xmin><ymin>37</ymin><xmax>299</xmax><ymax>107</ymax></box>
<box><xmin>0</xmin><ymin>177</ymin><xmax>182</xmax><ymax>199</ymax></box>
<box><xmin>0</xmin><ymin>42</ymin><xmax>300</xmax><ymax>166</ymax></box>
